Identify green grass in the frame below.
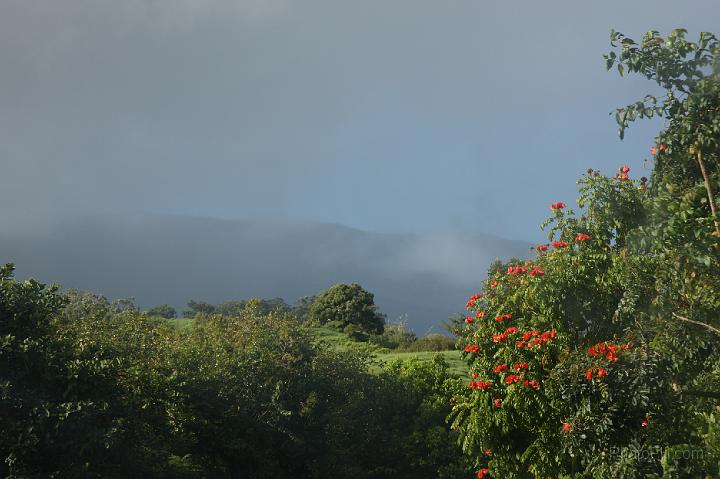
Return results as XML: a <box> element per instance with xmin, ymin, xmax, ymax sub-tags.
<box><xmin>165</xmin><ymin>317</ymin><xmax>196</xmax><ymax>330</ymax></box>
<box><xmin>312</xmin><ymin>326</ymin><xmax>467</xmax><ymax>377</ymax></box>
<box><xmin>375</xmin><ymin>349</ymin><xmax>466</xmax><ymax>377</ymax></box>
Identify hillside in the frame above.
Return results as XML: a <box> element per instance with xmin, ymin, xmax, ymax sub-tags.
<box><xmin>0</xmin><ymin>214</ymin><xmax>531</xmax><ymax>332</ymax></box>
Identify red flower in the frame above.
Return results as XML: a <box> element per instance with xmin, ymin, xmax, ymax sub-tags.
<box><xmin>659</xmin><ymin>144</ymin><xmax>666</xmax><ymax>151</ymax></box>
<box><xmin>466</xmin><ymin>293</ymin><xmax>484</xmax><ymax>308</ymax></box>
<box><xmin>620</xmin><ymin>165</ymin><xmax>630</xmax><ymax>173</ymax></box>
<box><xmin>476</xmin><ymin>311</ymin><xmax>485</xmax><ymax>319</ymax></box>
<box><xmin>465</xmin><ymin>316</ymin><xmax>475</xmax><ymax>324</ymax></box>
<box><xmin>529</xmin><ymin>265</ymin><xmax>545</xmax><ymax>276</ymax></box>
<box><xmin>472</xmin><ymin>371</ymin><xmax>479</xmax><ymax>378</ymax></box>
<box><xmin>493</xmin><ymin>364</ymin><xmax>508</xmax><ymax>373</ymax></box>
<box><xmin>650</xmin><ymin>146</ymin><xmax>657</xmax><ymax>155</ymax></box>
<box><xmin>516</xmin><ymin>341</ymin><xmax>526</xmax><ymax>348</ymax></box>
<box><xmin>477</xmin><ymin>468</ymin><xmax>490</xmax><ymax>478</ymax></box>
<box><xmin>535</xmin><ymin>244</ymin><xmax>549</xmax><ymax>252</ymax></box>
<box><xmin>489</xmin><ymin>281</ymin><xmax>498</xmax><ymax>288</ymax></box>
<box><xmin>550</xmin><ymin>201</ymin><xmax>567</xmax><ymax>210</ymax></box>
<box><xmin>505</xmin><ymin>374</ymin><xmax>521</xmax><ymax>384</ymax></box>
<box><xmin>575</xmin><ymin>233</ymin><xmax>591</xmax><ymax>242</ymax></box>
<box><xmin>562</xmin><ymin>422</ymin><xmax>572</xmax><ymax>433</ymax></box>
<box><xmin>585</xmin><ymin>369</ymin><xmax>593</xmax><ymax>381</ymax></box>
<box><xmin>552</xmin><ymin>241</ymin><xmax>568</xmax><ymax>248</ymax></box>
<box><xmin>505</xmin><ymin>326</ymin><xmax>518</xmax><ymax>334</ymax></box>
<box><xmin>492</xmin><ymin>333</ymin><xmax>509</xmax><ymax>343</ymax></box>
<box><xmin>493</xmin><ymin>398</ymin><xmax>502</xmax><ymax>408</ymax></box>
<box><xmin>522</xmin><ymin>332</ymin><xmax>532</xmax><ymax>341</ymax></box>
<box><xmin>485</xmin><ymin>449</ymin><xmax>492</xmax><ymax>456</ymax></box>
<box><xmin>471</xmin><ymin>380</ymin><xmax>492</xmax><ymax>390</ymax></box>
<box><xmin>465</xmin><ymin>344</ymin><xmax>480</xmax><ymax>353</ymax></box>
<box><xmin>529</xmin><ymin>379</ymin><xmax>540</xmax><ymax>389</ymax></box>
<box><xmin>597</xmin><ymin>368</ymin><xmax>607</xmax><ymax>379</ymax></box>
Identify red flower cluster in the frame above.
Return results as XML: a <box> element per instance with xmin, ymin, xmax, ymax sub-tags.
<box><xmin>492</xmin><ymin>333</ymin><xmax>508</xmax><ymax>343</ymax></box>
<box><xmin>587</xmin><ymin>342</ymin><xmax>631</xmax><ymax>361</ymax></box>
<box><xmin>465</xmin><ymin>344</ymin><xmax>480</xmax><ymax>353</ymax></box>
<box><xmin>650</xmin><ymin>144</ymin><xmax>666</xmax><ymax>155</ymax></box>
<box><xmin>488</xmin><ymin>281</ymin><xmax>499</xmax><ymax>288</ymax></box>
<box><xmin>550</xmin><ymin>201</ymin><xmax>567</xmax><ymax>210</ymax></box>
<box><xmin>575</xmin><ymin>233</ymin><xmax>591</xmax><ymax>242</ymax></box>
<box><xmin>585</xmin><ymin>367</ymin><xmax>607</xmax><ymax>381</ymax></box>
<box><xmin>465</xmin><ymin>316</ymin><xmax>474</xmax><ymax>324</ymax></box>
<box><xmin>493</xmin><ymin>364</ymin><xmax>508</xmax><ymax>373</ymax></box>
<box><xmin>470</xmin><ymin>380</ymin><xmax>492</xmax><ymax>390</ymax></box>
<box><xmin>505</xmin><ymin>374</ymin><xmax>521</xmax><ymax>384</ymax></box>
<box><xmin>507</xmin><ymin>265</ymin><xmax>528</xmax><ymax>275</ymax></box>
<box><xmin>477</xmin><ymin>467</ymin><xmax>490</xmax><ymax>478</ymax></box>
<box><xmin>516</xmin><ymin>329</ymin><xmax>557</xmax><ymax>349</ymax></box>
<box><xmin>493</xmin><ymin>326</ymin><xmax>519</xmax><ymax>343</ymax></box>
<box><xmin>615</xmin><ymin>165</ymin><xmax>630</xmax><ymax>180</ymax></box>
<box><xmin>513</xmin><ymin>362</ymin><xmax>529</xmax><ymax>371</ymax></box>
<box><xmin>493</xmin><ymin>398</ymin><xmax>502</xmax><ymax>408</ymax></box>
<box><xmin>495</xmin><ymin>313</ymin><xmax>512</xmax><ymax>322</ymax></box>
<box><xmin>528</xmin><ymin>265</ymin><xmax>545</xmax><ymax>276</ymax></box>
<box><xmin>552</xmin><ymin>240</ymin><xmax>568</xmax><ymax>248</ymax></box>
<box><xmin>466</xmin><ymin>293</ymin><xmax>483</xmax><ymax>308</ymax></box>
<box><xmin>522</xmin><ymin>379</ymin><xmax>540</xmax><ymax>389</ymax></box>
<box><xmin>535</xmin><ymin>244</ymin><xmax>549</xmax><ymax>252</ymax></box>
<box><xmin>562</xmin><ymin>422</ymin><xmax>572</xmax><ymax>434</ymax></box>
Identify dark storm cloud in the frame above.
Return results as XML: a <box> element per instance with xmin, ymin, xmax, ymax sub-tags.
<box><xmin>2</xmin><ymin>0</ymin><xmax>717</xmax><ymax>236</ymax></box>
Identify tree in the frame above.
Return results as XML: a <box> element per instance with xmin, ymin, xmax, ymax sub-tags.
<box><xmin>308</xmin><ymin>283</ymin><xmax>385</xmax><ymax>334</ymax></box>
<box><xmin>146</xmin><ymin>303</ymin><xmax>177</xmax><ymax>319</ymax></box>
<box><xmin>451</xmin><ymin>29</ymin><xmax>720</xmax><ymax>478</ymax></box>
<box><xmin>292</xmin><ymin>295</ymin><xmax>317</xmax><ymax>321</ymax></box>
<box><xmin>182</xmin><ymin>299</ymin><xmax>216</xmax><ymax>318</ymax></box>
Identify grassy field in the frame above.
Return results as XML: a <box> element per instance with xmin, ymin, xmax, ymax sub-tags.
<box><xmin>312</xmin><ymin>326</ymin><xmax>467</xmax><ymax>377</ymax></box>
<box><xmin>374</xmin><ymin>349</ymin><xmax>466</xmax><ymax>377</ymax></box>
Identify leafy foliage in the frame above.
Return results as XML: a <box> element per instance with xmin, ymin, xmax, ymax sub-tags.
<box><xmin>452</xmin><ymin>29</ymin><xmax>720</xmax><ymax>478</ymax></box>
<box><xmin>308</xmin><ymin>283</ymin><xmax>385</xmax><ymax>334</ymax></box>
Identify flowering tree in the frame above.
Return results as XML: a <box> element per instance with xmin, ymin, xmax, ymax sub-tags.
<box><xmin>451</xmin><ymin>29</ymin><xmax>720</xmax><ymax>478</ymax></box>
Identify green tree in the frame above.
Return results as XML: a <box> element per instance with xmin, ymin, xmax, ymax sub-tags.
<box><xmin>308</xmin><ymin>283</ymin><xmax>385</xmax><ymax>334</ymax></box>
<box><xmin>182</xmin><ymin>299</ymin><xmax>216</xmax><ymax>318</ymax></box>
<box><xmin>451</xmin><ymin>29</ymin><xmax>720</xmax><ymax>478</ymax></box>
<box><xmin>146</xmin><ymin>303</ymin><xmax>177</xmax><ymax>319</ymax></box>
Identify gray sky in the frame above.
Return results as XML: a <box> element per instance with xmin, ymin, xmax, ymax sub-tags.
<box><xmin>1</xmin><ymin>0</ymin><xmax>718</xmax><ymax>241</ymax></box>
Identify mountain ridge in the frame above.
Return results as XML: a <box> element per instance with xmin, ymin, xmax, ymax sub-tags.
<box><xmin>0</xmin><ymin>213</ymin><xmax>532</xmax><ymax>332</ymax></box>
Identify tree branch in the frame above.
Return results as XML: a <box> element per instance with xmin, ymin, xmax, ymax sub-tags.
<box><xmin>672</xmin><ymin>312</ymin><xmax>720</xmax><ymax>335</ymax></box>
<box><xmin>695</xmin><ymin>148</ymin><xmax>720</xmax><ymax>236</ymax></box>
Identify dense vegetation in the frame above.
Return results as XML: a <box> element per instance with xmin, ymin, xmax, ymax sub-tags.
<box><xmin>1</xmin><ymin>29</ymin><xmax>718</xmax><ymax>478</ymax></box>
<box><xmin>1</xmin><ymin>277</ymin><xmax>469</xmax><ymax>478</ymax></box>
<box><xmin>453</xmin><ymin>29</ymin><xmax>720</xmax><ymax>478</ymax></box>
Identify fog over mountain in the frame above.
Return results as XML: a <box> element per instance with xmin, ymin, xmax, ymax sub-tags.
<box><xmin>1</xmin><ymin>214</ymin><xmax>530</xmax><ymax>332</ymax></box>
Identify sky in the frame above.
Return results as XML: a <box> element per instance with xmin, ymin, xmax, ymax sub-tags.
<box><xmin>1</xmin><ymin>0</ymin><xmax>718</xmax><ymax>243</ymax></box>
